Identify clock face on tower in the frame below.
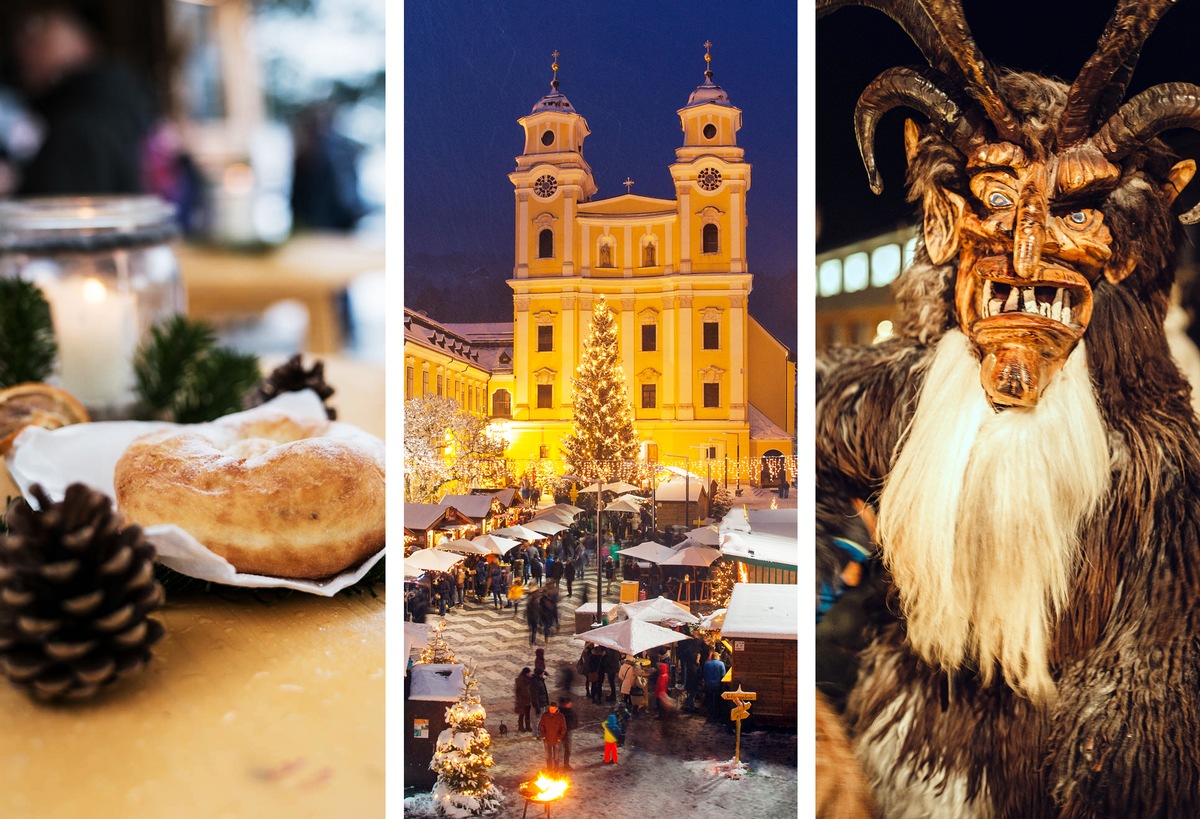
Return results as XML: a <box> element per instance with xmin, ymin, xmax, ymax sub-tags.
<box><xmin>697</xmin><ymin>167</ymin><xmax>722</xmax><ymax>192</ymax></box>
<box><xmin>533</xmin><ymin>175</ymin><xmax>558</xmax><ymax>199</ymax></box>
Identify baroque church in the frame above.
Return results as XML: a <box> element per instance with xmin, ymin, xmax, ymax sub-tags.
<box><xmin>404</xmin><ymin>48</ymin><xmax>795</xmax><ymax>486</ymax></box>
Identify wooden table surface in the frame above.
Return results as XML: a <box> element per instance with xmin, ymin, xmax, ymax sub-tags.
<box><xmin>179</xmin><ymin>233</ymin><xmax>385</xmax><ymax>355</ymax></box>
<box><xmin>0</xmin><ymin>355</ymin><xmax>386</xmax><ymax>818</ymax></box>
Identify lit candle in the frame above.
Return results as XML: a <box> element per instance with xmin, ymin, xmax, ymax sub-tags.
<box><xmin>45</xmin><ymin>276</ymin><xmax>138</xmax><ymax>408</ymax></box>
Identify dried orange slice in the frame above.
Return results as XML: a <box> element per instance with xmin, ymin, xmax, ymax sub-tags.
<box><xmin>0</xmin><ymin>383</ymin><xmax>89</xmax><ymax>454</ymax></box>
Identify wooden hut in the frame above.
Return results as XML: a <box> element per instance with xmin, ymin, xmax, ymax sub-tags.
<box><xmin>436</xmin><ymin>494</ymin><xmax>506</xmax><ymax>533</ymax></box>
<box><xmin>403</xmin><ymin>503</ymin><xmax>476</xmax><ymax>553</ymax></box>
<box><xmin>653</xmin><ymin>477</ymin><xmax>710</xmax><ymax>529</ymax></box>
<box><xmin>721</xmin><ymin>583</ymin><xmax>797</xmax><ymax>729</ymax></box>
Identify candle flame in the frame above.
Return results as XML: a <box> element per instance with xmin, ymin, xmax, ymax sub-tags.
<box><xmin>82</xmin><ymin>277</ymin><xmax>108</xmax><ymax>304</ymax></box>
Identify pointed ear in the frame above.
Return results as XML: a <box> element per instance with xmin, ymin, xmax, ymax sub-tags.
<box><xmin>923</xmin><ymin>188</ymin><xmax>965</xmax><ymax>265</ymax></box>
<box><xmin>1164</xmin><ymin>159</ymin><xmax>1196</xmax><ymax>205</ymax></box>
<box><xmin>903</xmin><ymin>119</ymin><xmax>925</xmax><ymax>166</ymax></box>
<box><xmin>1104</xmin><ymin>253</ymin><xmax>1138</xmax><ymax>286</ymax></box>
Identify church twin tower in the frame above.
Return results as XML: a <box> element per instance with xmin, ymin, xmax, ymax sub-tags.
<box><xmin>505</xmin><ymin>45</ymin><xmax>756</xmax><ymax>466</ymax></box>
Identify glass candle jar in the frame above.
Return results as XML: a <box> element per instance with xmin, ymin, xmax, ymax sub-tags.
<box><xmin>0</xmin><ymin>196</ymin><xmax>182</xmax><ymax>417</ymax></box>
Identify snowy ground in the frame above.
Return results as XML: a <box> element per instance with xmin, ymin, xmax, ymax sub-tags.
<box><xmin>404</xmin><ymin>486</ymin><xmax>799</xmax><ymax>817</ymax></box>
<box><xmin>403</xmin><ymin>710</ymin><xmax>797</xmax><ymax>818</ymax></box>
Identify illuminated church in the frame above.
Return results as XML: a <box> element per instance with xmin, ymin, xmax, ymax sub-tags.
<box><xmin>404</xmin><ymin>47</ymin><xmax>795</xmax><ymax>486</ymax></box>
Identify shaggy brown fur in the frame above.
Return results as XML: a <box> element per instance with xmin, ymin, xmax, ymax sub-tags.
<box><xmin>816</xmin><ymin>690</ymin><xmax>880</xmax><ymax>819</ymax></box>
<box><xmin>817</xmin><ymin>3</ymin><xmax>1200</xmax><ymax>816</ymax></box>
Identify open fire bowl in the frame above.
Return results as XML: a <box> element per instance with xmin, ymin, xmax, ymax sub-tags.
<box><xmin>518</xmin><ymin>771</ymin><xmax>569</xmax><ymax>818</ymax></box>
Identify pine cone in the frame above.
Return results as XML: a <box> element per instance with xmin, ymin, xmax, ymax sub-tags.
<box><xmin>0</xmin><ymin>483</ymin><xmax>165</xmax><ymax>701</ymax></box>
<box><xmin>247</xmin><ymin>354</ymin><xmax>337</xmax><ymax>419</ymax></box>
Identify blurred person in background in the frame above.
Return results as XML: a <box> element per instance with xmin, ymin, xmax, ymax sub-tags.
<box><xmin>12</xmin><ymin>2</ymin><xmax>154</xmax><ymax>196</ymax></box>
<box><xmin>290</xmin><ymin>102</ymin><xmax>368</xmax><ymax>232</ymax></box>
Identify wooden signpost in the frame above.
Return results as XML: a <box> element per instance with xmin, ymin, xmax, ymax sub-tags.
<box><xmin>722</xmin><ymin>685</ymin><xmax>758</xmax><ymax>765</ymax></box>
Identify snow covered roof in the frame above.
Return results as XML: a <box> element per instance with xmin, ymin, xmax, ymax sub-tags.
<box><xmin>403</xmin><ymin>309</ymin><xmax>486</xmax><ymax>368</ymax></box>
<box><xmin>404</xmin><ymin>503</ymin><xmax>447</xmax><ymax>531</ymax></box>
<box><xmin>686</xmin><ymin>80</ymin><xmax>733</xmax><ymax>108</ymax></box>
<box><xmin>471</xmin><ymin>487</ymin><xmax>519</xmax><ymax>508</ymax></box>
<box><xmin>437</xmin><ymin>494</ymin><xmax>500</xmax><ymax>519</ymax></box>
<box><xmin>746</xmin><ymin>509</ymin><xmax>798</xmax><ymax>539</ymax></box>
<box><xmin>721</xmin><ymin>583</ymin><xmax>797</xmax><ymax>639</ymax></box>
<box><xmin>720</xmin><ymin>530</ymin><xmax>798</xmax><ymax>570</ymax></box>
<box><xmin>531</xmin><ymin>90</ymin><xmax>576</xmax><ymax>114</ymax></box>
<box><xmin>408</xmin><ymin>663</ymin><xmax>465</xmax><ymax>700</ymax></box>
<box><xmin>654</xmin><ymin>477</ymin><xmax>706</xmax><ymax>502</ymax></box>
<box><xmin>440</xmin><ymin>322</ymin><xmax>513</xmax><ymax>342</ymax></box>
<box><xmin>748</xmin><ymin>403</ymin><xmax>789</xmax><ymax>441</ymax></box>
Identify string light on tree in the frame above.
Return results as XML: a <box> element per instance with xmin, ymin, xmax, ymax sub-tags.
<box><xmin>416</xmin><ymin>621</ymin><xmax>457</xmax><ymax>665</ymax></box>
<box><xmin>560</xmin><ymin>295</ymin><xmax>640</xmax><ymax>482</ymax></box>
<box><xmin>430</xmin><ymin>662</ymin><xmax>503</xmax><ymax>817</ymax></box>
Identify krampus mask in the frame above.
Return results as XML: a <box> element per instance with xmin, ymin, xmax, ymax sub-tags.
<box><xmin>828</xmin><ymin>0</ymin><xmax>1198</xmax><ymax>408</ymax></box>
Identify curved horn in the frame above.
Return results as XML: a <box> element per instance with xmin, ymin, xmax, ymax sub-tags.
<box><xmin>817</xmin><ymin>0</ymin><xmax>960</xmax><ymax>81</ymax></box>
<box><xmin>1092</xmin><ymin>82</ymin><xmax>1200</xmax><ymax>223</ymax></box>
<box><xmin>855</xmin><ymin>66</ymin><xmax>985</xmax><ymax>194</ymax></box>
<box><xmin>819</xmin><ymin>0</ymin><xmax>1021</xmax><ymax>145</ymax></box>
<box><xmin>1057</xmin><ymin>0</ymin><xmax>1178</xmax><ymax>146</ymax></box>
<box><xmin>905</xmin><ymin>0</ymin><xmax>1021</xmax><ymax>144</ymax></box>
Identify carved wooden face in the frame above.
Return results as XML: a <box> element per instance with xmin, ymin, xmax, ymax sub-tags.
<box><xmin>916</xmin><ymin>123</ymin><xmax>1125</xmax><ymax>407</ymax></box>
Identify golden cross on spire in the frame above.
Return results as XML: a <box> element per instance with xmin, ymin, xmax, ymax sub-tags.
<box><xmin>551</xmin><ymin>50</ymin><xmax>560</xmax><ymax>83</ymax></box>
<box><xmin>623</xmin><ymin>177</ymin><xmax>634</xmax><ymax>193</ymax></box>
<box><xmin>703</xmin><ymin>40</ymin><xmax>714</xmax><ymax>82</ymax></box>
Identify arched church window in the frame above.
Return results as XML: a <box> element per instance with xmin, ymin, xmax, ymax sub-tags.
<box><xmin>598</xmin><ymin>241</ymin><xmax>613</xmax><ymax>268</ymax></box>
<box><xmin>538</xmin><ymin>228</ymin><xmax>554</xmax><ymax>259</ymax></box>
<box><xmin>702</xmin><ymin>223</ymin><xmax>719</xmax><ymax>254</ymax></box>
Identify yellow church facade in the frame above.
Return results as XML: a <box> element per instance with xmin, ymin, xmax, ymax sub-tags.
<box><xmin>495</xmin><ymin>52</ymin><xmax>795</xmax><ymax>484</ymax></box>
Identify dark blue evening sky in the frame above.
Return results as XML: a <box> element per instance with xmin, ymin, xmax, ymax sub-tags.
<box><xmin>403</xmin><ymin>1</ymin><xmax>798</xmax><ymax>348</ymax></box>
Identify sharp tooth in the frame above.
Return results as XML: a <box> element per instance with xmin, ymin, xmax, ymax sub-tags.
<box><xmin>1052</xmin><ymin>288</ymin><xmax>1063</xmax><ymax>320</ymax></box>
<box><xmin>1004</xmin><ymin>288</ymin><xmax>1019</xmax><ymax>312</ymax></box>
<box><xmin>1041</xmin><ymin>302</ymin><xmax>1051</xmax><ymax>318</ymax></box>
<box><xmin>1062</xmin><ymin>291</ymin><xmax>1071</xmax><ymax>311</ymax></box>
<box><xmin>990</xmin><ymin>298</ymin><xmax>1004</xmax><ymax>317</ymax></box>
<box><xmin>1024</xmin><ymin>287</ymin><xmax>1038</xmax><ymax>314</ymax></box>
<box><xmin>1063</xmin><ymin>305</ymin><xmax>1072</xmax><ymax>325</ymax></box>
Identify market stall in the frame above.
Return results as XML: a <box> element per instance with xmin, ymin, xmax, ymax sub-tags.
<box><xmin>720</xmin><ymin>583</ymin><xmax>797</xmax><ymax>729</ymax></box>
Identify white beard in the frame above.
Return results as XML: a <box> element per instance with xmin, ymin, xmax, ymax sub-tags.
<box><xmin>877</xmin><ymin>329</ymin><xmax>1111</xmax><ymax>702</ymax></box>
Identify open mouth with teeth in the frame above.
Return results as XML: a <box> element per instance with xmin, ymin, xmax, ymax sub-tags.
<box><xmin>959</xmin><ymin>256</ymin><xmax>1093</xmax><ymax>408</ymax></box>
<box><xmin>981</xmin><ymin>280</ymin><xmax>1083</xmax><ymax>327</ymax></box>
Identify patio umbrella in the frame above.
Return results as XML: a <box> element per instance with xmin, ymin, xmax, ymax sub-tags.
<box><xmin>605</xmin><ymin>497</ymin><xmax>644</xmax><ymax>514</ymax></box>
<box><xmin>533</xmin><ymin>509</ymin><xmax>576</xmax><ymax>526</ymax></box>
<box><xmin>698</xmin><ymin>608</ymin><xmax>726</xmax><ymax>631</ymax></box>
<box><xmin>524</xmin><ymin>518</ymin><xmax>567</xmax><ymax>535</ymax></box>
<box><xmin>575</xmin><ymin>483</ymin><xmax>605</xmax><ymax>494</ymax></box>
<box><xmin>550</xmin><ymin>502</ymin><xmax>584</xmax><ymax>515</ymax></box>
<box><xmin>492</xmin><ymin>524</ymin><xmax>547</xmax><ymax>541</ymax></box>
<box><xmin>605</xmin><ymin>481</ymin><xmax>641</xmax><ymax>494</ymax></box>
<box><xmin>472</xmin><ymin>533</ymin><xmax>520</xmax><ymax>555</ymax></box>
<box><xmin>618</xmin><ymin>596</ymin><xmax>700</xmax><ymax>624</ymax></box>
<box><xmin>617</xmin><ymin>541</ymin><xmax>676</xmax><ymax>563</ymax></box>
<box><xmin>435</xmin><ymin>538</ymin><xmax>491</xmax><ymax>555</ymax></box>
<box><xmin>572</xmin><ymin>617</ymin><xmax>688</xmax><ymax>655</ymax></box>
<box><xmin>404</xmin><ymin>548</ymin><xmax>465</xmax><ymax>574</ymax></box>
<box><xmin>685</xmin><ymin>526</ymin><xmax>721</xmax><ymax>546</ymax></box>
<box><xmin>660</xmin><ymin>544</ymin><xmax>723</xmax><ymax>567</ymax></box>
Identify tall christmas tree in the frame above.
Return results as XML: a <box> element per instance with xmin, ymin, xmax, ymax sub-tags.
<box><xmin>560</xmin><ymin>295</ymin><xmax>639</xmax><ymax>481</ymax></box>
<box><xmin>430</xmin><ymin>663</ymin><xmax>503</xmax><ymax>817</ymax></box>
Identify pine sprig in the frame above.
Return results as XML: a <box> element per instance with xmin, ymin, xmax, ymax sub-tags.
<box><xmin>132</xmin><ymin>315</ymin><xmax>260</xmax><ymax>423</ymax></box>
<box><xmin>0</xmin><ymin>278</ymin><xmax>58</xmax><ymax>388</ymax></box>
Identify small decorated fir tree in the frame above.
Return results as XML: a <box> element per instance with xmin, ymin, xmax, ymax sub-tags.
<box><xmin>709</xmin><ymin>559</ymin><xmax>737</xmax><ymax>607</ymax></box>
<box><xmin>430</xmin><ymin>663</ymin><xmax>503</xmax><ymax>817</ymax></box>
<box><xmin>708</xmin><ymin>485</ymin><xmax>734</xmax><ymax>522</ymax></box>
<box><xmin>416</xmin><ymin>621</ymin><xmax>456</xmax><ymax>665</ymax></box>
<box><xmin>560</xmin><ymin>295</ymin><xmax>639</xmax><ymax>482</ymax></box>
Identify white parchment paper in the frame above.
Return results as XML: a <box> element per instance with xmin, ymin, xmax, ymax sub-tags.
<box><xmin>5</xmin><ymin>391</ymin><xmax>386</xmax><ymax>596</ymax></box>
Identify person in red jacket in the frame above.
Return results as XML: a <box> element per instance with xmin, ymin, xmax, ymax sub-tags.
<box><xmin>537</xmin><ymin>701</ymin><xmax>567</xmax><ymax>772</ymax></box>
<box><xmin>653</xmin><ymin>656</ymin><xmax>671</xmax><ymax>719</ymax></box>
